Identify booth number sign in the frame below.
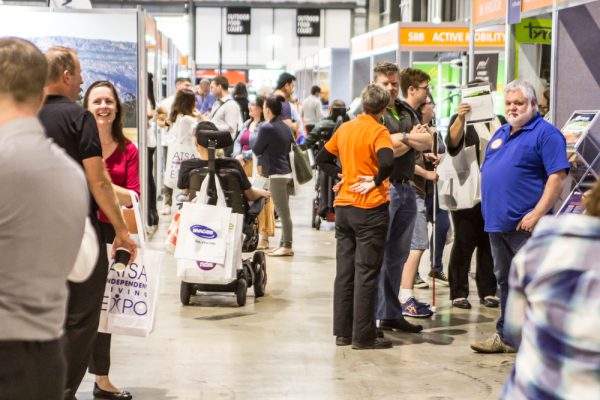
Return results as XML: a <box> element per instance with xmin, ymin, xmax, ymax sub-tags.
<box><xmin>227</xmin><ymin>8</ymin><xmax>251</xmax><ymax>35</ymax></box>
<box><xmin>297</xmin><ymin>9</ymin><xmax>320</xmax><ymax>37</ymax></box>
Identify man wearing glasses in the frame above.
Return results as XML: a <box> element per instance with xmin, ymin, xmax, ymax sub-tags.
<box><xmin>370</xmin><ymin>64</ymin><xmax>433</xmax><ymax>334</ymax></box>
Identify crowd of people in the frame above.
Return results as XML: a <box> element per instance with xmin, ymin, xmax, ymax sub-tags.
<box><xmin>1</xmin><ymin>35</ymin><xmax>599</xmax><ymax>400</ymax></box>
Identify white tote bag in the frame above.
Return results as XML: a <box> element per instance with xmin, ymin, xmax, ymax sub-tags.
<box><xmin>68</xmin><ymin>216</ymin><xmax>99</xmax><ymax>283</ymax></box>
<box><xmin>163</xmin><ymin>116</ymin><xmax>199</xmax><ymax>189</ymax></box>
<box><xmin>436</xmin><ymin>144</ymin><xmax>481</xmax><ymax>211</ymax></box>
<box><xmin>99</xmin><ymin>192</ymin><xmax>163</xmax><ymax>337</ymax></box>
<box><xmin>174</xmin><ymin>174</ymin><xmax>231</xmax><ymax>264</ymax></box>
<box><xmin>175</xmin><ymin>174</ymin><xmax>243</xmax><ymax>284</ymax></box>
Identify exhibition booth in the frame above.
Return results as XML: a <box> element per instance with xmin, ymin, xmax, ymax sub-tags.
<box><xmin>349</xmin><ymin>22</ymin><xmax>505</xmax><ymax>127</ymax></box>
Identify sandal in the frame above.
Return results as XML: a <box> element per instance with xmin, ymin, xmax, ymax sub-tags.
<box><xmin>268</xmin><ymin>247</ymin><xmax>294</xmax><ymax>257</ymax></box>
<box><xmin>452</xmin><ymin>298</ymin><xmax>472</xmax><ymax>309</ymax></box>
<box><xmin>480</xmin><ymin>297</ymin><xmax>500</xmax><ymax>308</ymax></box>
<box><xmin>256</xmin><ymin>240</ymin><xmax>270</xmax><ymax>250</ymax></box>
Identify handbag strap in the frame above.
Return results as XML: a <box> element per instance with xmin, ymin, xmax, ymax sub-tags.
<box><xmin>128</xmin><ymin>191</ymin><xmax>146</xmax><ymax>249</ymax></box>
<box><xmin>196</xmin><ymin>171</ymin><xmax>227</xmax><ymax>208</ymax></box>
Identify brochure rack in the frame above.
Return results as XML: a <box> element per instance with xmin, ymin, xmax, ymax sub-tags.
<box><xmin>558</xmin><ymin>110</ymin><xmax>600</xmax><ymax>214</ymax></box>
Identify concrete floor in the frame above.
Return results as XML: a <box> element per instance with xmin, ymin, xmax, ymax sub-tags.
<box><xmin>78</xmin><ymin>182</ymin><xmax>514</xmax><ymax>400</ymax></box>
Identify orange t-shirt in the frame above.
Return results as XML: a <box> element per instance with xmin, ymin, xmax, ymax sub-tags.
<box><xmin>324</xmin><ymin>114</ymin><xmax>392</xmax><ymax>209</ymax></box>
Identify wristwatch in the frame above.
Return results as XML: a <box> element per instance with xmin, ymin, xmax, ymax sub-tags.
<box><xmin>401</xmin><ymin>133</ymin><xmax>409</xmax><ymax>145</ymax></box>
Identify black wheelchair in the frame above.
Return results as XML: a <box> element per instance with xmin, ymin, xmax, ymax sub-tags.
<box><xmin>179</xmin><ymin>130</ymin><xmax>267</xmax><ymax>307</ymax></box>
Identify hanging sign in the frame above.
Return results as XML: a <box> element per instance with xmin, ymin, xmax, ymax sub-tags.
<box><xmin>399</xmin><ymin>27</ymin><xmax>505</xmax><ymax>48</ymax></box>
<box><xmin>515</xmin><ymin>18</ymin><xmax>552</xmax><ymax>44</ymax></box>
<box><xmin>297</xmin><ymin>9</ymin><xmax>320</xmax><ymax>37</ymax></box>
<box><xmin>226</xmin><ymin>7</ymin><xmax>251</xmax><ymax>35</ymax></box>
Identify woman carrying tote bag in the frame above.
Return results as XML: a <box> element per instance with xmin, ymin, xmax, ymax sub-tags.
<box><xmin>162</xmin><ymin>89</ymin><xmax>198</xmax><ymax>215</ymax></box>
<box><xmin>253</xmin><ymin>95</ymin><xmax>295</xmax><ymax>257</ymax></box>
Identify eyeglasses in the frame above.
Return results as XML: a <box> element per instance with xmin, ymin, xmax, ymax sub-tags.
<box><xmin>416</xmin><ymin>85</ymin><xmax>429</xmax><ymax>91</ymax></box>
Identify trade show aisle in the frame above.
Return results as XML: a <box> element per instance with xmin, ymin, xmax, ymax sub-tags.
<box><xmin>78</xmin><ymin>181</ymin><xmax>512</xmax><ymax>400</ymax></box>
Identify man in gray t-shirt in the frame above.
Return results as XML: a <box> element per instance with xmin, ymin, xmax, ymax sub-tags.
<box><xmin>0</xmin><ymin>38</ymin><xmax>89</xmax><ymax>399</ymax></box>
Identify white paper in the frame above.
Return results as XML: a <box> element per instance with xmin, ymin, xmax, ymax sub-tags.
<box><xmin>462</xmin><ymin>83</ymin><xmax>495</xmax><ymax>124</ymax></box>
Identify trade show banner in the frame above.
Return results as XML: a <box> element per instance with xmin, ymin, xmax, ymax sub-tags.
<box><xmin>516</xmin><ymin>18</ymin><xmax>552</xmax><ymax>44</ymax></box>
<box><xmin>0</xmin><ymin>8</ymin><xmax>138</xmax><ymax>129</ymax></box>
<box><xmin>474</xmin><ymin>53</ymin><xmax>499</xmax><ymax>91</ymax></box>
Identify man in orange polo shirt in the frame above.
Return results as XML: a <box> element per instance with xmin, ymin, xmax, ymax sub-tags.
<box><xmin>316</xmin><ymin>84</ymin><xmax>395</xmax><ymax>349</ymax></box>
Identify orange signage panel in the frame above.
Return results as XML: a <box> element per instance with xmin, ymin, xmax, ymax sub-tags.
<box><xmin>522</xmin><ymin>0</ymin><xmax>565</xmax><ymax>12</ymax></box>
<box><xmin>351</xmin><ymin>33</ymin><xmax>372</xmax><ymax>56</ymax></box>
<box><xmin>399</xmin><ymin>28</ymin><xmax>505</xmax><ymax>48</ymax></box>
<box><xmin>473</xmin><ymin>0</ymin><xmax>507</xmax><ymax>25</ymax></box>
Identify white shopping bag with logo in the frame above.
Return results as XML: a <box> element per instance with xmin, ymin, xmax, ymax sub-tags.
<box><xmin>174</xmin><ymin>175</ymin><xmax>231</xmax><ymax>264</ymax></box>
<box><xmin>176</xmin><ymin>212</ymin><xmax>243</xmax><ymax>284</ymax></box>
<box><xmin>99</xmin><ymin>192</ymin><xmax>163</xmax><ymax>337</ymax></box>
<box><xmin>163</xmin><ymin>139</ymin><xmax>199</xmax><ymax>189</ymax></box>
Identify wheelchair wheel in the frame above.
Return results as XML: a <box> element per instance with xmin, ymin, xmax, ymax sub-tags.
<box><xmin>252</xmin><ymin>251</ymin><xmax>267</xmax><ymax>297</ymax></box>
<box><xmin>180</xmin><ymin>282</ymin><xmax>194</xmax><ymax>305</ymax></box>
<box><xmin>236</xmin><ymin>278</ymin><xmax>247</xmax><ymax>306</ymax></box>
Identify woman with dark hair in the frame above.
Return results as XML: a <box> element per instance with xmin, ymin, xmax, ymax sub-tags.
<box><xmin>83</xmin><ymin>80</ymin><xmax>138</xmax><ymax>400</ymax></box>
<box><xmin>253</xmin><ymin>95</ymin><xmax>295</xmax><ymax>256</ymax></box>
<box><xmin>233</xmin><ymin>82</ymin><xmax>250</xmax><ymax>121</ymax></box>
<box><xmin>162</xmin><ymin>89</ymin><xmax>198</xmax><ymax>215</ymax></box>
<box><xmin>233</xmin><ymin>95</ymin><xmax>265</xmax><ymax>175</ymax></box>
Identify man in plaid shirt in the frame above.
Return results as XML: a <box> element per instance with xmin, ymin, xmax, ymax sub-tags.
<box><xmin>500</xmin><ymin>190</ymin><xmax>600</xmax><ymax>399</ymax></box>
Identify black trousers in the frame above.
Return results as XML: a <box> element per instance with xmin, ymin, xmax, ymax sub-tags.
<box><xmin>63</xmin><ymin>216</ymin><xmax>108</xmax><ymax>399</ymax></box>
<box><xmin>333</xmin><ymin>204</ymin><xmax>388</xmax><ymax>344</ymax></box>
<box><xmin>0</xmin><ymin>340</ymin><xmax>65</xmax><ymax>400</ymax></box>
<box><xmin>447</xmin><ymin>203</ymin><xmax>497</xmax><ymax>300</ymax></box>
<box><xmin>88</xmin><ymin>222</ymin><xmax>116</xmax><ymax>376</ymax></box>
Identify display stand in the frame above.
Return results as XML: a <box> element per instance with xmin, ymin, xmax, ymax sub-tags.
<box><xmin>558</xmin><ymin>110</ymin><xmax>600</xmax><ymax>214</ymax></box>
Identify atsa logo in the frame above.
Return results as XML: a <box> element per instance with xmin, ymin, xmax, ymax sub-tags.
<box><xmin>196</xmin><ymin>261</ymin><xmax>216</xmax><ymax>271</ymax></box>
<box><xmin>190</xmin><ymin>225</ymin><xmax>218</xmax><ymax>239</ymax></box>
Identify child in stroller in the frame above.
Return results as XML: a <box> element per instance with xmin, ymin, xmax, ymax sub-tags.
<box><xmin>302</xmin><ymin>100</ymin><xmax>349</xmax><ymax>229</ymax></box>
<box><xmin>176</xmin><ymin>121</ymin><xmax>271</xmax><ymax>306</ymax></box>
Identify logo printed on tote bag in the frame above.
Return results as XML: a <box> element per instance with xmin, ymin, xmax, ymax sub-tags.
<box><xmin>190</xmin><ymin>225</ymin><xmax>218</xmax><ymax>239</ymax></box>
<box><xmin>196</xmin><ymin>261</ymin><xmax>217</xmax><ymax>271</ymax></box>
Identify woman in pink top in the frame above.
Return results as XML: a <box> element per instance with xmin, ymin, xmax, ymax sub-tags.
<box><xmin>84</xmin><ymin>81</ymin><xmax>138</xmax><ymax>400</ymax></box>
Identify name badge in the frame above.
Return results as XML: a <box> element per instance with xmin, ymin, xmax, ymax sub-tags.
<box><xmin>490</xmin><ymin>138</ymin><xmax>503</xmax><ymax>149</ymax></box>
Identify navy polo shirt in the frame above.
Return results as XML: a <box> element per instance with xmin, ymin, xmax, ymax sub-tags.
<box><xmin>481</xmin><ymin>114</ymin><xmax>569</xmax><ymax>232</ymax></box>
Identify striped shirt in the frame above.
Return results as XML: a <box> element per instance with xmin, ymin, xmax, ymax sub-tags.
<box><xmin>501</xmin><ymin>214</ymin><xmax>600</xmax><ymax>400</ymax></box>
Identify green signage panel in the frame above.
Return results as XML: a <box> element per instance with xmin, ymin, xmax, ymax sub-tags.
<box><xmin>516</xmin><ymin>18</ymin><xmax>552</xmax><ymax>45</ymax></box>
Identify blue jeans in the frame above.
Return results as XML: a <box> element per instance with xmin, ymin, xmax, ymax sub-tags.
<box><xmin>426</xmin><ymin>193</ymin><xmax>450</xmax><ymax>273</ymax></box>
<box><xmin>376</xmin><ymin>184</ymin><xmax>417</xmax><ymax>320</ymax></box>
<box><xmin>489</xmin><ymin>231</ymin><xmax>530</xmax><ymax>344</ymax></box>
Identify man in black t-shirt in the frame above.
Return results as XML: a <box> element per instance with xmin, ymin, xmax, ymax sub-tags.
<box><xmin>38</xmin><ymin>46</ymin><xmax>137</xmax><ymax>400</ymax></box>
<box><xmin>370</xmin><ymin>64</ymin><xmax>433</xmax><ymax>332</ymax></box>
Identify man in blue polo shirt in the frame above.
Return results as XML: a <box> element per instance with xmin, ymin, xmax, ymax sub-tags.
<box><xmin>471</xmin><ymin>79</ymin><xmax>569</xmax><ymax>353</ymax></box>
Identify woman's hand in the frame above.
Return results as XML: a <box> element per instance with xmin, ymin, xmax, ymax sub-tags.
<box><xmin>350</xmin><ymin>175</ymin><xmax>376</xmax><ymax>195</ymax></box>
<box><xmin>332</xmin><ymin>173</ymin><xmax>344</xmax><ymax>193</ymax></box>
<box><xmin>256</xmin><ymin>188</ymin><xmax>271</xmax><ymax>199</ymax></box>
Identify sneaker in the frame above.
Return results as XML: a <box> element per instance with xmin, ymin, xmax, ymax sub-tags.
<box><xmin>470</xmin><ymin>333</ymin><xmax>516</xmax><ymax>353</ymax></box>
<box><xmin>352</xmin><ymin>337</ymin><xmax>393</xmax><ymax>350</ymax></box>
<box><xmin>428</xmin><ymin>270</ymin><xmax>449</xmax><ymax>287</ymax></box>
<box><xmin>335</xmin><ymin>336</ymin><xmax>352</xmax><ymax>346</ymax></box>
<box><xmin>401</xmin><ymin>297</ymin><xmax>433</xmax><ymax>318</ymax></box>
<box><xmin>414</xmin><ymin>273</ymin><xmax>429</xmax><ymax>289</ymax></box>
<box><xmin>414</xmin><ymin>298</ymin><xmax>431</xmax><ymax>308</ymax></box>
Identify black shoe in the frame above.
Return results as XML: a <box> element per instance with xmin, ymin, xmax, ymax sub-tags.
<box><xmin>376</xmin><ymin>328</ymin><xmax>384</xmax><ymax>338</ymax></box>
<box><xmin>480</xmin><ymin>297</ymin><xmax>500</xmax><ymax>308</ymax></box>
<box><xmin>335</xmin><ymin>336</ymin><xmax>352</xmax><ymax>346</ymax></box>
<box><xmin>379</xmin><ymin>318</ymin><xmax>423</xmax><ymax>333</ymax></box>
<box><xmin>352</xmin><ymin>337</ymin><xmax>393</xmax><ymax>350</ymax></box>
<box><xmin>452</xmin><ymin>298</ymin><xmax>472</xmax><ymax>309</ymax></box>
<box><xmin>428</xmin><ymin>269</ymin><xmax>450</xmax><ymax>286</ymax></box>
<box><xmin>93</xmin><ymin>383</ymin><xmax>133</xmax><ymax>400</ymax></box>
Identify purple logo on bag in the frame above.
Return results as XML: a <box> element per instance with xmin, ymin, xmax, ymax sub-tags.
<box><xmin>197</xmin><ymin>261</ymin><xmax>216</xmax><ymax>271</ymax></box>
<box><xmin>190</xmin><ymin>225</ymin><xmax>218</xmax><ymax>239</ymax></box>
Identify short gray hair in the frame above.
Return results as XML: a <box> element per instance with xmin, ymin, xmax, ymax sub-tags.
<box><xmin>361</xmin><ymin>84</ymin><xmax>390</xmax><ymax>115</ymax></box>
<box><xmin>505</xmin><ymin>79</ymin><xmax>538</xmax><ymax>111</ymax></box>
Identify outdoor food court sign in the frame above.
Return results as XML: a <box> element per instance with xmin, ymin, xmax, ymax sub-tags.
<box><xmin>297</xmin><ymin>9</ymin><xmax>320</xmax><ymax>37</ymax></box>
<box><xmin>400</xmin><ymin>27</ymin><xmax>505</xmax><ymax>48</ymax></box>
<box><xmin>226</xmin><ymin>7</ymin><xmax>251</xmax><ymax>35</ymax></box>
